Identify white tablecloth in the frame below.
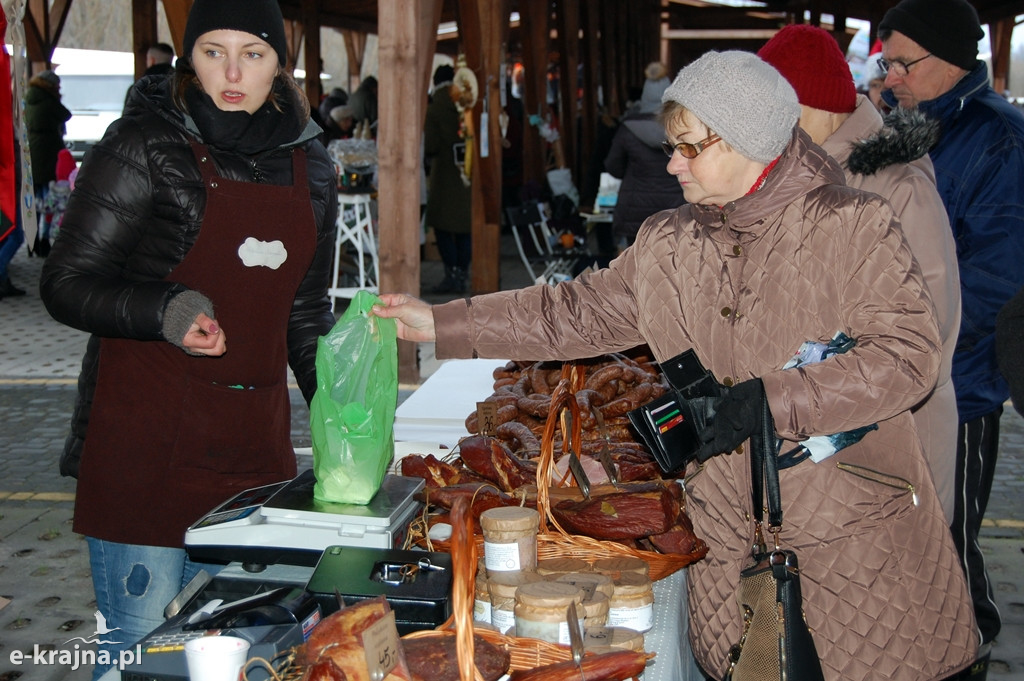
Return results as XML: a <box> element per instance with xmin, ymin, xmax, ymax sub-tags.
<box><xmin>393</xmin><ymin>358</ymin><xmax>510</xmax><ymax>446</ymax></box>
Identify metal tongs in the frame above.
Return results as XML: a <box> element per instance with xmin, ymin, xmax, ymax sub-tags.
<box><xmin>561</xmin><ymin>408</ymin><xmax>592</xmax><ymax>499</ymax></box>
<box><xmin>567</xmin><ymin>600</ymin><xmax>585</xmax><ymax>677</ymax></box>
<box><xmin>589</xmin><ymin>405</ymin><xmax>620</xmax><ymax>485</ymax></box>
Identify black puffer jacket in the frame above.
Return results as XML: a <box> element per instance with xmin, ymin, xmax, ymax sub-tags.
<box><xmin>603</xmin><ymin>112</ymin><xmax>685</xmax><ymax>246</ymax></box>
<box><xmin>41</xmin><ymin>75</ymin><xmax>339</xmax><ymax>477</ymax></box>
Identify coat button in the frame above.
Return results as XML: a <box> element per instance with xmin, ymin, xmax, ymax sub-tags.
<box><xmin>210</xmin><ymin>181</ymin><xmax>218</xmax><ymax>189</ymax></box>
<box><xmin>733</xmin><ymin>245</ymin><xmax>742</xmax><ymax>256</ymax></box>
<box><xmin>721</xmin><ymin>307</ymin><xmax>732</xmax><ymax>317</ymax></box>
<box><xmin>723</xmin><ymin>377</ymin><xmax>734</xmax><ymax>387</ymax></box>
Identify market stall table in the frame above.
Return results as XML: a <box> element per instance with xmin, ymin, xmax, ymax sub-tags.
<box><xmin>392</xmin><ymin>358</ymin><xmax>699</xmax><ymax>681</ymax></box>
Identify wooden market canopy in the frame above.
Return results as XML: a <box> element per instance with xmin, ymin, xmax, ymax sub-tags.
<box><xmin>17</xmin><ymin>0</ymin><xmax>1024</xmax><ymax>381</ymax></box>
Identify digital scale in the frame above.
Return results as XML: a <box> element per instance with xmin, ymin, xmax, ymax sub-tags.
<box><xmin>185</xmin><ymin>469</ymin><xmax>424</xmax><ymax>569</ymax></box>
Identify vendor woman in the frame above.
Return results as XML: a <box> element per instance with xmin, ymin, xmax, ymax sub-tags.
<box><xmin>40</xmin><ymin>0</ymin><xmax>338</xmax><ymax>677</ymax></box>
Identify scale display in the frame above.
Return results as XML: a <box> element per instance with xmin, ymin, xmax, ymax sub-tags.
<box><xmin>185</xmin><ymin>470</ymin><xmax>424</xmax><ymax>568</ymax></box>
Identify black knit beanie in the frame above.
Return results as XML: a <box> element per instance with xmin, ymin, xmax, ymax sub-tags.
<box><xmin>433</xmin><ymin>64</ymin><xmax>455</xmax><ymax>87</ymax></box>
<box><xmin>183</xmin><ymin>0</ymin><xmax>287</xmax><ymax>67</ymax></box>
<box><xmin>879</xmin><ymin>0</ymin><xmax>983</xmax><ymax>71</ymax></box>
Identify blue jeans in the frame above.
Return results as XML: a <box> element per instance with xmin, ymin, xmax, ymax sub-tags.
<box><xmin>35</xmin><ymin>185</ymin><xmax>52</xmax><ymax>239</ymax></box>
<box><xmin>0</xmin><ymin>215</ymin><xmax>25</xmax><ymax>280</ymax></box>
<box><xmin>86</xmin><ymin>537</ymin><xmax>221</xmax><ymax>681</ymax></box>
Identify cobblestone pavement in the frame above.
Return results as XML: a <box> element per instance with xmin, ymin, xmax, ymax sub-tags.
<box><xmin>1</xmin><ymin>246</ymin><xmax>1023</xmax><ymax>680</ymax></box>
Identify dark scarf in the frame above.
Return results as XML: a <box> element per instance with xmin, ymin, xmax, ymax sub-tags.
<box><xmin>185</xmin><ymin>80</ymin><xmax>303</xmax><ymax>156</ymax></box>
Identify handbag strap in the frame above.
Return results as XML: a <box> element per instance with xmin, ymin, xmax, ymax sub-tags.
<box><xmin>749</xmin><ymin>395</ymin><xmax>783</xmax><ymax>535</ymax></box>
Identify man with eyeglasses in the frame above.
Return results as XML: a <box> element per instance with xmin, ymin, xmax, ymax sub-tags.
<box><xmin>879</xmin><ymin>0</ymin><xmax>1024</xmax><ymax>675</ymax></box>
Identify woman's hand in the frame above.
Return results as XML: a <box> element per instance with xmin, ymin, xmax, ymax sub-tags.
<box><xmin>373</xmin><ymin>293</ymin><xmax>436</xmax><ymax>342</ymax></box>
<box><xmin>182</xmin><ymin>312</ymin><xmax>227</xmax><ymax>356</ymax></box>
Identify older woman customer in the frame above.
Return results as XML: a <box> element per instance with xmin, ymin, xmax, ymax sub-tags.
<box><xmin>377</xmin><ymin>50</ymin><xmax>977</xmax><ymax>680</ymax></box>
<box><xmin>40</xmin><ymin>0</ymin><xmax>338</xmax><ymax>676</ymax></box>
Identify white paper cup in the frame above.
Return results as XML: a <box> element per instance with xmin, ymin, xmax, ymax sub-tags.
<box><xmin>184</xmin><ymin>636</ymin><xmax>251</xmax><ymax>681</ymax></box>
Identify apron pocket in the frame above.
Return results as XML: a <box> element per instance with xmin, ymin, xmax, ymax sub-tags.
<box><xmin>169</xmin><ymin>376</ymin><xmax>291</xmax><ymax>476</ymax></box>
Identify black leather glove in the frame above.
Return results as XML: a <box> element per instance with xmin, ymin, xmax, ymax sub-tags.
<box><xmin>695</xmin><ymin>377</ymin><xmax>766</xmax><ymax>461</ymax></box>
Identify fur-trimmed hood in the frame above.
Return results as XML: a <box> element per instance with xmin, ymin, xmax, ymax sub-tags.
<box><xmin>847</xmin><ymin>106</ymin><xmax>940</xmax><ymax>176</ymax></box>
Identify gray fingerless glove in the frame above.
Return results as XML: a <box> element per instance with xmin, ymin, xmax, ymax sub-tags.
<box><xmin>162</xmin><ymin>290</ymin><xmax>215</xmax><ymax>354</ymax></box>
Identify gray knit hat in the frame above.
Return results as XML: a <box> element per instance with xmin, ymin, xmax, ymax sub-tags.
<box><xmin>662</xmin><ymin>50</ymin><xmax>800</xmax><ymax>164</ymax></box>
<box><xmin>37</xmin><ymin>69</ymin><xmax>60</xmax><ymax>88</ymax></box>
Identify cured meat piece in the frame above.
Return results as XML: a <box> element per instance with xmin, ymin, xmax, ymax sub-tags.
<box><xmin>400</xmin><ymin>454</ymin><xmax>485</xmax><ymax>487</ymax></box>
<box><xmin>416</xmin><ymin>482</ymin><xmax>523</xmax><ymax>520</ymax></box>
<box><xmin>550</xmin><ymin>486</ymin><xmax>680</xmax><ymax>540</ymax></box>
<box><xmin>494</xmin><ymin>420</ymin><xmax>541</xmax><ymax>453</ymax></box>
<box><xmin>647</xmin><ymin>508</ymin><xmax>703</xmax><ymax>555</ymax></box>
<box><xmin>403</xmin><ymin>633</ymin><xmax>510</xmax><ymax>681</ymax></box>
<box><xmin>458</xmin><ymin>435</ymin><xmax>537</xmax><ymax>491</ymax></box>
<box><xmin>302</xmin><ymin>656</ymin><xmax>349</xmax><ymax>681</ymax></box>
<box><xmin>507</xmin><ymin>649</ymin><xmax>654</xmax><ymax>681</ymax></box>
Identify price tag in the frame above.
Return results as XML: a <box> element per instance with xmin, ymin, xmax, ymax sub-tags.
<box><xmin>361</xmin><ymin>610</ymin><xmax>401</xmax><ymax>680</ymax></box>
<box><xmin>476</xmin><ymin>401</ymin><xmax>498</xmax><ymax>436</ymax></box>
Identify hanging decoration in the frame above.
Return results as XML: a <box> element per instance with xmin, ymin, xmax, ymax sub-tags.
<box><xmin>1</xmin><ymin>6</ymin><xmax>17</xmax><ymax>243</ymax></box>
<box><xmin>451</xmin><ymin>54</ymin><xmax>478</xmax><ymax>187</ymax></box>
<box><xmin>2</xmin><ymin>0</ymin><xmax>35</xmax><ymax>246</ymax></box>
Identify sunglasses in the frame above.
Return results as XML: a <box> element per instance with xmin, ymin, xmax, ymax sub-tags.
<box><xmin>661</xmin><ymin>133</ymin><xmax>722</xmax><ymax>159</ymax></box>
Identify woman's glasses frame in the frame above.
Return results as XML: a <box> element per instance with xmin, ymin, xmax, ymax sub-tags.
<box><xmin>661</xmin><ymin>133</ymin><xmax>722</xmax><ymax>159</ymax></box>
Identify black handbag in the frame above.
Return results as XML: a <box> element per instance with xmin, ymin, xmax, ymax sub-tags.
<box><xmin>724</xmin><ymin>397</ymin><xmax>825</xmax><ymax>681</ymax></box>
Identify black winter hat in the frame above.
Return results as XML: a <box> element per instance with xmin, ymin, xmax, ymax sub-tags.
<box><xmin>879</xmin><ymin>0</ymin><xmax>983</xmax><ymax>71</ymax></box>
<box><xmin>183</xmin><ymin>0</ymin><xmax>287</xmax><ymax>67</ymax></box>
<box><xmin>433</xmin><ymin>64</ymin><xmax>455</xmax><ymax>86</ymax></box>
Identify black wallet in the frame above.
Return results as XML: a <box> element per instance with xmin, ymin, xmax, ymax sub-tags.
<box><xmin>627</xmin><ymin>350</ymin><xmax>722</xmax><ymax>474</ymax></box>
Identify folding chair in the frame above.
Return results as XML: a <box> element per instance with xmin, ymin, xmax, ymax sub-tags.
<box><xmin>506</xmin><ymin>201</ymin><xmax>582</xmax><ymax>285</ymax></box>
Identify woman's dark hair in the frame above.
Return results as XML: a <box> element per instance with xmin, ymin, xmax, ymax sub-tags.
<box><xmin>171</xmin><ymin>59</ymin><xmax>311</xmax><ymax>123</ymax></box>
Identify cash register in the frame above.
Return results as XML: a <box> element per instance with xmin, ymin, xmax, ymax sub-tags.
<box><xmin>125</xmin><ymin>470</ymin><xmax>449</xmax><ymax>681</ymax></box>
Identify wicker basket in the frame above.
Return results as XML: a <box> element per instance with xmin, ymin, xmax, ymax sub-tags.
<box><xmin>409</xmin><ymin>366</ymin><xmax>707</xmax><ymax>582</ymax></box>
<box><xmin>401</xmin><ymin>495</ymin><xmax>576</xmax><ymax>680</ymax></box>
<box><xmin>531</xmin><ymin>370</ymin><xmax>706</xmax><ymax>581</ymax></box>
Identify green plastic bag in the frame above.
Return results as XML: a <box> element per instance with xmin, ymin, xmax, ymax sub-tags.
<box><xmin>309</xmin><ymin>290</ymin><xmax>398</xmax><ymax>504</ymax></box>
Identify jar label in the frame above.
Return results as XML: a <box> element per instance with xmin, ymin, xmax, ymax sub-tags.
<box><xmin>491</xmin><ymin>607</ymin><xmax>516</xmax><ymax>635</ymax></box>
<box><xmin>515</xmin><ymin>617</ymin><xmax>584</xmax><ymax>645</ymax></box>
<box><xmin>607</xmin><ymin>604</ymin><xmax>654</xmax><ymax>632</ymax></box>
<box><xmin>484</xmin><ymin>540</ymin><xmax>522</xmax><ymax>571</ymax></box>
<box><xmin>474</xmin><ymin>598</ymin><xmax>492</xmax><ymax>623</ymax></box>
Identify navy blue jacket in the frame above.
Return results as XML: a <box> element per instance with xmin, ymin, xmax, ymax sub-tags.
<box><xmin>886</xmin><ymin>63</ymin><xmax>1024</xmax><ymax>421</ymax></box>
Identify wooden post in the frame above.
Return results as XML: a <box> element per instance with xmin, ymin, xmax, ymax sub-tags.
<box><xmin>161</xmin><ymin>0</ymin><xmax>192</xmax><ymax>58</ymax></box>
<box><xmin>342</xmin><ymin>29</ymin><xmax>367</xmax><ymax>92</ymax></box>
<box><xmin>459</xmin><ymin>0</ymin><xmax>507</xmax><ymax>294</ymax></box>
<box><xmin>990</xmin><ymin>17</ymin><xmax>1014</xmax><ymax>95</ymax></box>
<box><xmin>378</xmin><ymin>0</ymin><xmax>442</xmax><ymax>384</ymax></box>
<box><xmin>131</xmin><ymin>0</ymin><xmax>158</xmax><ymax>80</ymax></box>
<box><xmin>519</xmin><ymin>0</ymin><xmax>550</xmax><ymax>188</ymax></box>
<box><xmin>555</xmin><ymin>0</ymin><xmax>580</xmax><ymax>183</ymax></box>
<box><xmin>300</xmin><ymin>0</ymin><xmax>322</xmax><ymax>107</ymax></box>
<box><xmin>599</xmin><ymin>0</ymin><xmax>622</xmax><ymax>118</ymax></box>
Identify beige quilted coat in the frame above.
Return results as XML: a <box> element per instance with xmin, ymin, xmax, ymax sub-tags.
<box><xmin>824</xmin><ymin>95</ymin><xmax>961</xmax><ymax>523</ymax></box>
<box><xmin>434</xmin><ymin>128</ymin><xmax>978</xmax><ymax>681</ymax></box>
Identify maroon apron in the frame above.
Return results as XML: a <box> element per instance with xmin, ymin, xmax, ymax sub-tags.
<box><xmin>74</xmin><ymin>143</ymin><xmax>318</xmax><ymax>547</ymax></box>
